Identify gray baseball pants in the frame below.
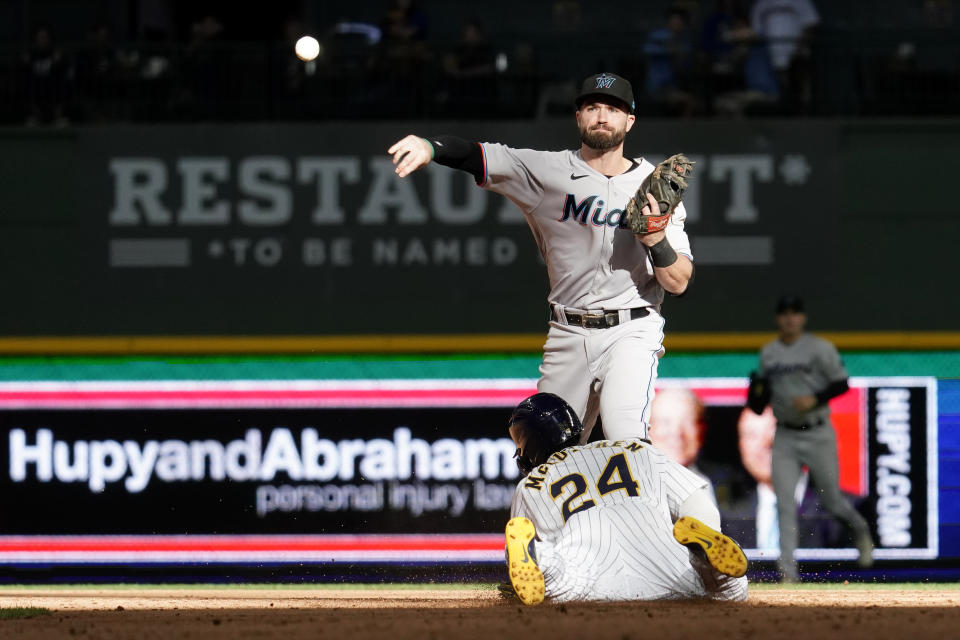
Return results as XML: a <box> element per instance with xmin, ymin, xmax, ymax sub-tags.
<box><xmin>772</xmin><ymin>420</ymin><xmax>872</xmax><ymax>579</ymax></box>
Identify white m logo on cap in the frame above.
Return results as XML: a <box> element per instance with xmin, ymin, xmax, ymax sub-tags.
<box><xmin>595</xmin><ymin>74</ymin><xmax>616</xmax><ymax>89</ymax></box>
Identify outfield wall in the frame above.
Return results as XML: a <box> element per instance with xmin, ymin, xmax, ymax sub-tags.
<box><xmin>0</xmin><ymin>120</ymin><xmax>958</xmax><ymax>346</ymax></box>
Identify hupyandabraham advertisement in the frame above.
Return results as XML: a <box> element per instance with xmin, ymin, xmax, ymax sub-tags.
<box><xmin>0</xmin><ymin>377</ymin><xmax>937</xmax><ymax>564</ymax></box>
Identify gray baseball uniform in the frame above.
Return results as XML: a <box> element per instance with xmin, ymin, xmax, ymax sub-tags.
<box><xmin>510</xmin><ymin>439</ymin><xmax>746</xmax><ymax>602</ymax></box>
<box><xmin>480</xmin><ymin>144</ymin><xmax>693</xmax><ymax>441</ymax></box>
<box><xmin>758</xmin><ymin>333</ymin><xmax>871</xmax><ymax>579</ymax></box>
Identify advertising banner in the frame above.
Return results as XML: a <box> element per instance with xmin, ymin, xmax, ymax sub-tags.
<box><xmin>653</xmin><ymin>377</ymin><xmax>938</xmax><ymax>563</ymax></box>
<box><xmin>0</xmin><ymin>377</ymin><xmax>938</xmax><ymax>564</ymax></box>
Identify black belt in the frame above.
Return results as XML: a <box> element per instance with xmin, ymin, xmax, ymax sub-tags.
<box><xmin>555</xmin><ymin>306</ymin><xmax>650</xmax><ymax>329</ymax></box>
<box><xmin>780</xmin><ymin>417</ymin><xmax>826</xmax><ymax>431</ymax></box>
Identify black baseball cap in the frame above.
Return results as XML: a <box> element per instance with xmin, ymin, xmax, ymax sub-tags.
<box><xmin>575</xmin><ymin>72</ymin><xmax>635</xmax><ymax>113</ymax></box>
<box><xmin>775</xmin><ymin>296</ymin><xmax>805</xmax><ymax>314</ymax></box>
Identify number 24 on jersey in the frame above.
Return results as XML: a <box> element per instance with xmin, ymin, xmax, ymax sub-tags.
<box><xmin>550</xmin><ymin>453</ymin><xmax>640</xmax><ymax>523</ymax></box>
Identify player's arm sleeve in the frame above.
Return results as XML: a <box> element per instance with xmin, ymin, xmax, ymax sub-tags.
<box><xmin>509</xmin><ymin>485</ymin><xmax>527</xmax><ymax>519</ymax></box>
<box><xmin>476</xmin><ymin>143</ymin><xmax>546</xmax><ymax>212</ymax></box>
<box><xmin>423</xmin><ymin>135</ymin><xmax>484</xmax><ymax>183</ymax></box>
<box><xmin>815</xmin><ymin>379</ymin><xmax>849</xmax><ymax>406</ymax></box>
<box><xmin>510</xmin><ymin>481</ymin><xmax>542</xmax><ymax>522</ymax></box>
<box><xmin>814</xmin><ymin>340</ymin><xmax>849</xmax><ymax>405</ymax></box>
<box><xmin>511</xmin><ymin>478</ymin><xmax>565</xmax><ymax>541</ymax></box>
<box><xmin>661</xmin><ymin>457</ymin><xmax>711</xmax><ymax>521</ymax></box>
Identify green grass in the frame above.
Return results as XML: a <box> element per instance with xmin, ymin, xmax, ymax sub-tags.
<box><xmin>0</xmin><ymin>607</ymin><xmax>51</xmax><ymax>619</ymax></box>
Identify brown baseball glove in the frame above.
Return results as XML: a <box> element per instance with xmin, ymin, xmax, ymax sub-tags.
<box><xmin>624</xmin><ymin>154</ymin><xmax>695</xmax><ymax>234</ymax></box>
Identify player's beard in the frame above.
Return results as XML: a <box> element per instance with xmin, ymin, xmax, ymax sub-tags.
<box><xmin>580</xmin><ymin>123</ymin><xmax>627</xmax><ymax>150</ymax></box>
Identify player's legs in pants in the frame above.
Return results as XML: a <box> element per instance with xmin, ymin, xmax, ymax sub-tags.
<box><xmin>771</xmin><ymin>428</ymin><xmax>804</xmax><ymax>580</ymax></box>
<box><xmin>800</xmin><ymin>424</ymin><xmax>872</xmax><ymax>540</ymax></box>
<box><xmin>538</xmin><ymin>323</ymin><xmax>594</xmax><ymax>436</ymax></box>
<box><xmin>591</xmin><ymin>316</ymin><xmax>665</xmax><ymax>440</ymax></box>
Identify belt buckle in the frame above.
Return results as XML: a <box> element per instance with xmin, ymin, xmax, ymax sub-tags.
<box><xmin>581</xmin><ymin>312</ymin><xmax>603</xmax><ymax>328</ymax></box>
<box><xmin>578</xmin><ymin>312</ymin><xmax>618</xmax><ymax>328</ymax></box>
<box><xmin>565</xmin><ymin>309</ymin><xmax>619</xmax><ymax>328</ymax></box>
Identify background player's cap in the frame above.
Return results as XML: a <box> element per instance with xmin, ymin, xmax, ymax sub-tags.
<box><xmin>775</xmin><ymin>296</ymin><xmax>805</xmax><ymax>314</ymax></box>
<box><xmin>575</xmin><ymin>72</ymin><xmax>635</xmax><ymax>113</ymax></box>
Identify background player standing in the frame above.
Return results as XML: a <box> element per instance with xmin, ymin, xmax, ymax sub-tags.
<box><xmin>389</xmin><ymin>72</ymin><xmax>694</xmax><ymax>442</ymax></box>
<box><xmin>503</xmin><ymin>392</ymin><xmax>747</xmax><ymax>604</ymax></box>
<box><xmin>747</xmin><ymin>296</ymin><xmax>874</xmax><ymax>582</ymax></box>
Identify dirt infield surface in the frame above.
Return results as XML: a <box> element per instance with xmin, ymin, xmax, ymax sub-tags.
<box><xmin>0</xmin><ymin>585</ymin><xmax>957</xmax><ymax>640</ymax></box>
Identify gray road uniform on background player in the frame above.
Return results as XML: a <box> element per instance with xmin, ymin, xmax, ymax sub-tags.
<box><xmin>504</xmin><ymin>392</ymin><xmax>747</xmax><ymax>604</ymax></box>
<box><xmin>747</xmin><ymin>296</ymin><xmax>874</xmax><ymax>582</ymax></box>
<box><xmin>389</xmin><ymin>72</ymin><xmax>694</xmax><ymax>442</ymax></box>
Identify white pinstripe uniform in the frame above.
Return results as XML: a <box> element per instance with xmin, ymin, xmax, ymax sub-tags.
<box><xmin>480</xmin><ymin>144</ymin><xmax>693</xmax><ymax>441</ymax></box>
<box><xmin>510</xmin><ymin>439</ymin><xmax>747</xmax><ymax>602</ymax></box>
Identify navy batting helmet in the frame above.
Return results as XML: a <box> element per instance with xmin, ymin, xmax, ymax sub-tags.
<box><xmin>508</xmin><ymin>392</ymin><xmax>584</xmax><ymax>475</ymax></box>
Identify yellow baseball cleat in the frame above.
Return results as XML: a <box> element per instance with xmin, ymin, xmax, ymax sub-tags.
<box><xmin>673</xmin><ymin>516</ymin><xmax>748</xmax><ymax>578</ymax></box>
<box><xmin>504</xmin><ymin>517</ymin><xmax>545</xmax><ymax>605</ymax></box>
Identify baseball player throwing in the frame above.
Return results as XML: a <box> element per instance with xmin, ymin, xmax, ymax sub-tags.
<box><xmin>747</xmin><ymin>296</ymin><xmax>874</xmax><ymax>582</ymax></box>
<box><xmin>503</xmin><ymin>392</ymin><xmax>748</xmax><ymax>604</ymax></box>
<box><xmin>389</xmin><ymin>72</ymin><xmax>694</xmax><ymax>442</ymax></box>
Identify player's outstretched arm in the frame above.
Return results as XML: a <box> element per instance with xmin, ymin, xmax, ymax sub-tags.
<box><xmin>390</xmin><ymin>134</ymin><xmax>486</xmax><ymax>183</ymax></box>
<box><xmin>389</xmin><ymin>135</ymin><xmax>434</xmax><ymax>177</ymax></box>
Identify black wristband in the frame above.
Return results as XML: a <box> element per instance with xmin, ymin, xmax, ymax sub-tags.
<box><xmin>426</xmin><ymin>135</ymin><xmax>484</xmax><ymax>183</ymax></box>
<box><xmin>815</xmin><ymin>379</ymin><xmax>850</xmax><ymax>405</ymax></box>
<box><xmin>648</xmin><ymin>237</ymin><xmax>678</xmax><ymax>268</ymax></box>
<box><xmin>427</xmin><ymin>135</ymin><xmax>475</xmax><ymax>162</ymax></box>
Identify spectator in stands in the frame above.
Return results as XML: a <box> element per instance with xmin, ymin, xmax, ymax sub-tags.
<box><xmin>444</xmin><ymin>18</ymin><xmax>496</xmax><ymax>77</ymax></box>
<box><xmin>326</xmin><ymin>16</ymin><xmax>382</xmax><ymax>71</ymax></box>
<box><xmin>370</xmin><ymin>0</ymin><xmax>432</xmax><ymax>116</ymax></box>
<box><xmin>700</xmin><ymin>1</ymin><xmax>751</xmax><ymax>110</ymax></box>
<box><xmin>551</xmin><ymin>0</ymin><xmax>583</xmax><ymax>32</ymax></box>
<box><xmin>649</xmin><ymin>388</ymin><xmax>717</xmax><ymax>504</ymax></box>
<box><xmin>749</xmin><ymin>0</ymin><xmax>820</xmax><ymax>114</ymax></box>
<box><xmin>377</xmin><ymin>0</ymin><xmax>430</xmax><ymax>70</ymax></box>
<box><xmin>535</xmin><ymin>0</ymin><xmax>588</xmax><ymax>116</ymax></box>
<box><xmin>643</xmin><ymin>7</ymin><xmax>700</xmax><ymax>116</ymax></box>
<box><xmin>136</xmin><ymin>0</ymin><xmax>175</xmax><ymax>43</ymax></box>
<box><xmin>22</xmin><ymin>24</ymin><xmax>70</xmax><ymax>126</ymax></box>
<box><xmin>178</xmin><ymin>13</ymin><xmax>227</xmax><ymax>118</ymax></box>
<box><xmin>711</xmin><ymin>20</ymin><xmax>781</xmax><ymax>117</ymax></box>
<box><xmin>439</xmin><ymin>18</ymin><xmax>497</xmax><ymax>117</ymax></box>
<box><xmin>701</xmin><ymin>0</ymin><xmax>749</xmax><ymax>79</ymax></box>
<box><xmin>499</xmin><ymin>41</ymin><xmax>538</xmax><ymax>118</ymax></box>
<box><xmin>76</xmin><ymin>22</ymin><xmax>128</xmax><ymax>122</ymax></box>
<box><xmin>923</xmin><ymin>0</ymin><xmax>954</xmax><ymax>27</ymax></box>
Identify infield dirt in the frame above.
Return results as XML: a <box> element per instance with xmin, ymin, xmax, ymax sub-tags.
<box><xmin>0</xmin><ymin>587</ymin><xmax>957</xmax><ymax>640</ymax></box>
